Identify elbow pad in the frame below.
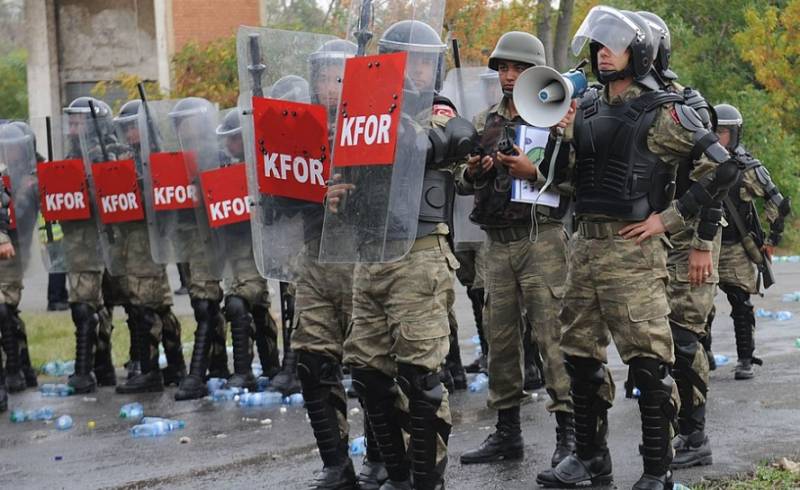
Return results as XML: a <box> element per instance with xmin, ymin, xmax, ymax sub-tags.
<box><xmin>696</xmin><ymin>204</ymin><xmax>723</xmax><ymax>242</ymax></box>
<box><xmin>426</xmin><ymin>116</ymin><xmax>477</xmax><ymax>166</ymax></box>
<box><xmin>677</xmin><ymin>159</ymin><xmax>740</xmax><ymax>218</ymax></box>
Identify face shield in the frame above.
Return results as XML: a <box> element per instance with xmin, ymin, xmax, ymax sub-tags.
<box><xmin>572</xmin><ymin>6</ymin><xmax>643</xmax><ymax>56</ymax></box>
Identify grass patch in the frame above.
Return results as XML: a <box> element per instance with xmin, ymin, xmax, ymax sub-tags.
<box><xmin>21</xmin><ymin>309</ymin><xmax>198</xmax><ymax>369</ymax></box>
<box><xmin>693</xmin><ymin>459</ymin><xmax>800</xmax><ymax>489</ymax></box>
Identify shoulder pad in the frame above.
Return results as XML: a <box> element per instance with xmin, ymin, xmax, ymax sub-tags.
<box><xmin>673</xmin><ymin>103</ymin><xmax>705</xmax><ymax>132</ymax></box>
<box><xmin>753</xmin><ymin>164</ymin><xmax>773</xmax><ymax>187</ymax></box>
<box><xmin>681</xmin><ymin>87</ymin><xmax>710</xmax><ymax>111</ymax></box>
<box><xmin>578</xmin><ymin>87</ymin><xmax>600</xmax><ymax>110</ymax></box>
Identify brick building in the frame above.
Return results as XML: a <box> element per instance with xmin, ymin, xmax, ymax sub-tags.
<box><xmin>25</xmin><ymin>0</ymin><xmax>264</xmax><ymax>127</ymax></box>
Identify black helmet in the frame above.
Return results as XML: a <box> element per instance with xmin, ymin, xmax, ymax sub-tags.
<box><xmin>115</xmin><ymin>99</ymin><xmax>142</xmax><ymax>128</ymax></box>
<box><xmin>573</xmin><ymin>6</ymin><xmax>657</xmax><ymax>84</ymax></box>
<box><xmin>378</xmin><ymin>19</ymin><xmax>446</xmax><ymax>91</ymax></box>
<box><xmin>714</xmin><ymin>103</ymin><xmax>743</xmax><ymax>150</ymax></box>
<box><xmin>637</xmin><ymin>11</ymin><xmax>675</xmax><ymax>81</ymax></box>
<box><xmin>269</xmin><ymin>75</ymin><xmax>311</xmax><ymax>103</ymax></box>
<box><xmin>216</xmin><ymin>109</ymin><xmax>242</xmax><ymax>137</ymax></box>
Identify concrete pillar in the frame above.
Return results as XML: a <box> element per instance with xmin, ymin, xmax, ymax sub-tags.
<box><xmin>154</xmin><ymin>0</ymin><xmax>172</xmax><ymax>91</ymax></box>
<box><xmin>25</xmin><ymin>0</ymin><xmax>61</xmax><ymax>121</ymax></box>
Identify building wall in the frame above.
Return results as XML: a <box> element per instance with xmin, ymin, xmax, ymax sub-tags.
<box><xmin>171</xmin><ymin>0</ymin><xmax>260</xmax><ymax>50</ymax></box>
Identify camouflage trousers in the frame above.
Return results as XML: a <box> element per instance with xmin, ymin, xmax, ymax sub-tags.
<box><xmin>717</xmin><ymin>241</ymin><xmax>758</xmax><ymax>294</ymax></box>
<box><xmin>667</xmin><ymin>227</ymin><xmax>721</xmax><ymax>412</ymax></box>
<box><xmin>484</xmin><ymin>222</ymin><xmax>572</xmax><ymax>413</ymax></box>
<box><xmin>344</xmin><ymin>235</ymin><xmax>457</xmax><ymax>471</ymax></box>
<box><xmin>292</xmin><ymin>251</ymin><xmax>354</xmax><ymax>440</ymax></box>
<box><xmin>454</xmin><ymin>242</ymin><xmax>487</xmax><ymax>290</ymax></box>
<box><xmin>560</xmin><ymin>224</ymin><xmax>678</xmax><ymax>408</ymax></box>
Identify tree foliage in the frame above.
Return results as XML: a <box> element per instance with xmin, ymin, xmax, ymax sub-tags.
<box><xmin>0</xmin><ymin>47</ymin><xmax>27</xmax><ymax>119</ymax></box>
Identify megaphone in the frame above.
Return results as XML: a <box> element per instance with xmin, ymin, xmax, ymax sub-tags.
<box><xmin>513</xmin><ymin>66</ymin><xmax>588</xmax><ymax>128</ymax></box>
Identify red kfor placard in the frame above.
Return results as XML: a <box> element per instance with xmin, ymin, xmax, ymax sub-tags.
<box><xmin>199</xmin><ymin>163</ymin><xmax>250</xmax><ymax>228</ymax></box>
<box><xmin>252</xmin><ymin>97</ymin><xmax>329</xmax><ymax>203</ymax></box>
<box><xmin>37</xmin><ymin>159</ymin><xmax>91</xmax><ymax>221</ymax></box>
<box><xmin>333</xmin><ymin>52</ymin><xmax>406</xmax><ymax>167</ymax></box>
<box><xmin>2</xmin><ymin>176</ymin><xmax>15</xmax><ymax>230</ymax></box>
<box><xmin>150</xmin><ymin>152</ymin><xmax>198</xmax><ymax>211</ymax></box>
<box><xmin>91</xmin><ymin>159</ymin><xmax>144</xmax><ymax>224</ymax></box>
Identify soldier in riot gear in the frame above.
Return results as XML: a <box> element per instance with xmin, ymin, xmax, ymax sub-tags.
<box><xmin>0</xmin><ymin>122</ymin><xmax>41</xmax><ymax>397</ymax></box>
<box><xmin>60</xmin><ymin>96</ymin><xmax>121</xmax><ymax>393</ymax></box>
<box><xmin>214</xmin><ymin>107</ymin><xmax>281</xmax><ymax>390</ymax></box>
<box><xmin>535</xmin><ymin>7</ymin><xmax>740</xmax><ymax>489</ymax></box>
<box><xmin>110</xmin><ymin>100</ymin><xmax>186</xmax><ymax>392</ymax></box>
<box><xmin>454</xmin><ymin>31</ymin><xmax>576</xmax><ymax>469</ymax></box>
<box><xmin>705</xmin><ymin>103</ymin><xmax>791</xmax><ymax>380</ymax></box>
<box><xmin>325</xmin><ymin>16</ymin><xmax>477</xmax><ymax>489</ymax></box>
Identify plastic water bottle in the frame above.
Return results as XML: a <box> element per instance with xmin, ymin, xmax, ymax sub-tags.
<box><xmin>789</xmin><ymin>256</ymin><xmax>800</xmax><ymax>263</ymax></box>
<box><xmin>251</xmin><ymin>363</ymin><xmax>263</xmax><ymax>377</ymax></box>
<box><xmin>794</xmin><ymin>338</ymin><xmax>800</xmax><ymax>349</ymax></box>
<box><xmin>632</xmin><ymin>387</ymin><xmax>641</xmax><ymax>398</ymax></box>
<box><xmin>141</xmin><ymin>417</ymin><xmax>185</xmax><ymax>430</ymax></box>
<box><xmin>283</xmin><ymin>393</ymin><xmax>304</xmax><ymax>406</ymax></box>
<box><xmin>755</xmin><ymin>308</ymin><xmax>772</xmax><ymax>318</ymax></box>
<box><xmin>256</xmin><ymin>376</ymin><xmax>271</xmax><ymax>392</ymax></box>
<box><xmin>349</xmin><ymin>436</ymin><xmax>366</xmax><ymax>456</ymax></box>
<box><xmin>55</xmin><ymin>415</ymin><xmax>73</xmax><ymax>430</ymax></box>
<box><xmin>781</xmin><ymin>292</ymin><xmax>800</xmax><ymax>302</ymax></box>
<box><xmin>468</xmin><ymin>373</ymin><xmax>489</xmax><ymax>393</ymax></box>
<box><xmin>713</xmin><ymin>354</ymin><xmax>729</xmax><ymax>367</ymax></box>
<box><xmin>212</xmin><ymin>387</ymin><xmax>244</xmax><ymax>402</ymax></box>
<box><xmin>10</xmin><ymin>407</ymin><xmax>55</xmax><ymax>422</ymax></box>
<box><xmin>774</xmin><ymin>311</ymin><xmax>793</xmax><ymax>321</ymax></box>
<box><xmin>342</xmin><ymin>376</ymin><xmax>353</xmax><ymax>392</ymax></box>
<box><xmin>119</xmin><ymin>402</ymin><xmax>144</xmax><ymax>420</ymax></box>
<box><xmin>238</xmin><ymin>391</ymin><xmax>282</xmax><ymax>407</ymax></box>
<box><xmin>206</xmin><ymin>377</ymin><xmax>227</xmax><ymax>392</ymax></box>
<box><xmin>40</xmin><ymin>383</ymin><xmax>75</xmax><ymax>397</ymax></box>
<box><xmin>130</xmin><ymin>421</ymin><xmax>174</xmax><ymax>438</ymax></box>
<box><xmin>471</xmin><ymin>335</ymin><xmax>481</xmax><ymax>345</ymax></box>
<box><xmin>673</xmin><ymin>483</ymin><xmax>692</xmax><ymax>490</ymax></box>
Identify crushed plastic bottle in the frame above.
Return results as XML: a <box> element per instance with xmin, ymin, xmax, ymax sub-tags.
<box><xmin>349</xmin><ymin>436</ymin><xmax>366</xmax><ymax>456</ymax></box>
<box><xmin>141</xmin><ymin>417</ymin><xmax>185</xmax><ymax>430</ymax></box>
<box><xmin>255</xmin><ymin>376</ymin><xmax>271</xmax><ymax>392</ymax></box>
<box><xmin>755</xmin><ymin>308</ymin><xmax>772</xmax><ymax>318</ymax></box>
<box><xmin>130</xmin><ymin>420</ymin><xmax>179</xmax><ymax>438</ymax></box>
<box><xmin>119</xmin><ymin>402</ymin><xmax>144</xmax><ymax>420</ymax></box>
<box><xmin>468</xmin><ymin>373</ymin><xmax>489</xmax><ymax>393</ymax></box>
<box><xmin>10</xmin><ymin>407</ymin><xmax>55</xmax><ymax>423</ymax></box>
<box><xmin>283</xmin><ymin>393</ymin><xmax>304</xmax><ymax>406</ymax></box>
<box><xmin>40</xmin><ymin>360</ymin><xmax>75</xmax><ymax>377</ymax></box>
<box><xmin>252</xmin><ymin>363</ymin><xmax>263</xmax><ymax>378</ymax></box>
<box><xmin>471</xmin><ymin>335</ymin><xmax>481</xmax><ymax>345</ymax></box>
<box><xmin>713</xmin><ymin>354</ymin><xmax>729</xmax><ymax>367</ymax></box>
<box><xmin>40</xmin><ymin>383</ymin><xmax>75</xmax><ymax>397</ymax></box>
<box><xmin>238</xmin><ymin>391</ymin><xmax>283</xmax><ymax>407</ymax></box>
<box><xmin>206</xmin><ymin>377</ymin><xmax>227</xmax><ymax>392</ymax></box>
<box><xmin>788</xmin><ymin>256</ymin><xmax>800</xmax><ymax>263</ymax></box>
<box><xmin>55</xmin><ymin>415</ymin><xmax>73</xmax><ymax>430</ymax></box>
<box><xmin>673</xmin><ymin>483</ymin><xmax>692</xmax><ymax>490</ymax></box>
<box><xmin>774</xmin><ymin>311</ymin><xmax>793</xmax><ymax>321</ymax></box>
<box><xmin>781</xmin><ymin>292</ymin><xmax>800</xmax><ymax>302</ymax></box>
<box><xmin>211</xmin><ymin>387</ymin><xmax>245</xmax><ymax>402</ymax></box>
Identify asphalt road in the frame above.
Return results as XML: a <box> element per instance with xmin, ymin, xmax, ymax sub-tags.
<box><xmin>2</xmin><ymin>262</ymin><xmax>799</xmax><ymax>489</ymax></box>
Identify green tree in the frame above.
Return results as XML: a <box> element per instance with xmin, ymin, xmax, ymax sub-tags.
<box><xmin>0</xmin><ymin>48</ymin><xmax>27</xmax><ymax>119</ymax></box>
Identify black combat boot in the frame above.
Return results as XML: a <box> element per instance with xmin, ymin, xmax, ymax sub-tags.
<box><xmin>352</xmin><ymin>368</ymin><xmax>410</xmax><ymax>487</ymax></box>
<box><xmin>116</xmin><ymin>306</ymin><xmax>164</xmax><ymax>394</ymax></box>
<box><xmin>631</xmin><ymin>358</ymin><xmax>676</xmax><ymax>490</ymax></box>
<box><xmin>272</xmin><ymin>349</ymin><xmax>302</xmax><ymax>395</ymax></box>
<box><xmin>160</xmin><ymin>307</ymin><xmax>186</xmax><ymax>386</ymax></box>
<box><xmin>176</xmin><ymin>299</ymin><xmax>215</xmax><ymax>400</ymax></box>
<box><xmin>253</xmin><ymin>304</ymin><xmax>280</xmax><ymax>378</ymax></box>
<box><xmin>537</xmin><ymin>357</ymin><xmax>613</xmax><ymax>487</ymax></box>
<box><xmin>13</xmin><ymin>313</ymin><xmax>38</xmax><ymax>388</ymax></box>
<box><xmin>207</xmin><ymin>302</ymin><xmax>230</xmax><ymax>379</ymax></box>
<box><xmin>297</xmin><ymin>351</ymin><xmax>357</xmax><ymax>490</ymax></box>
<box><xmin>725</xmin><ymin>284</ymin><xmax>762</xmax><ymax>380</ymax></box>
<box><xmin>93</xmin><ymin>312</ymin><xmax>117</xmax><ymax>387</ymax></box>
<box><xmin>358</xmin><ymin>414</ymin><xmax>389</xmax><ymax>490</ymax></box>
<box><xmin>67</xmin><ymin>303</ymin><xmax>98</xmax><ymax>394</ymax></box>
<box><xmin>0</xmin><ymin>304</ymin><xmax>25</xmax><ymax>393</ymax></box>
<box><xmin>552</xmin><ymin>411</ymin><xmax>576</xmax><ymax>467</ymax></box>
<box><xmin>226</xmin><ymin>296</ymin><xmax>257</xmax><ymax>391</ymax></box>
<box><xmin>461</xmin><ymin>406</ymin><xmax>524</xmax><ymax>464</ymax></box>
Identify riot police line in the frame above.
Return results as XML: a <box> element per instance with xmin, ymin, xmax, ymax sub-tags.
<box><xmin>0</xmin><ymin>3</ymin><xmax>792</xmax><ymax>490</ymax></box>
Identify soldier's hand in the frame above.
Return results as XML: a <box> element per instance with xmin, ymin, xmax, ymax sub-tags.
<box><xmin>688</xmin><ymin>248</ymin><xmax>713</xmax><ymax>286</ymax></box>
<box><xmin>619</xmin><ymin>213</ymin><xmax>666</xmax><ymax>244</ymax></box>
<box><xmin>554</xmin><ymin>100</ymin><xmax>577</xmax><ymax>130</ymax></box>
<box><xmin>762</xmin><ymin>244</ymin><xmax>775</xmax><ymax>261</ymax></box>
<box><xmin>0</xmin><ymin>242</ymin><xmax>15</xmax><ymax>260</ymax></box>
<box><xmin>325</xmin><ymin>174</ymin><xmax>354</xmax><ymax>214</ymax></box>
<box><xmin>466</xmin><ymin>154</ymin><xmax>493</xmax><ymax>177</ymax></box>
<box><xmin>497</xmin><ymin>145</ymin><xmax>537</xmax><ymax>180</ymax></box>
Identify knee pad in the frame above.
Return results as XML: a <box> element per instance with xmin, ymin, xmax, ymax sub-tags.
<box><xmin>396</xmin><ymin>362</ymin><xmax>444</xmax><ymax>409</ymax></box>
<box><xmin>70</xmin><ymin>302</ymin><xmax>97</xmax><ymax>326</ymax></box>
<box><xmin>670</xmin><ymin>326</ymin><xmax>707</xmax><ymax>398</ymax></box>
<box><xmin>297</xmin><ymin>351</ymin><xmax>342</xmax><ymax>390</ymax></box>
<box><xmin>351</xmin><ymin>366</ymin><xmax>397</xmax><ymax>404</ymax></box>
<box><xmin>224</xmin><ymin>295</ymin><xmax>250</xmax><ymax>322</ymax></box>
<box><xmin>565</xmin><ymin>355</ymin><xmax>605</xmax><ymax>386</ymax></box>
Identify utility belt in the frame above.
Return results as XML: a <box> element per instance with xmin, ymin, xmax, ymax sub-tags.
<box><xmin>576</xmin><ymin>221</ymin><xmax>629</xmax><ymax>240</ymax></box>
<box><xmin>485</xmin><ymin>225</ymin><xmax>530</xmax><ymax>244</ymax></box>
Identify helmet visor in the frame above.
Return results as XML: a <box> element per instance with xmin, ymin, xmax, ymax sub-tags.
<box><xmin>572</xmin><ymin>6</ymin><xmax>642</xmax><ymax>56</ymax></box>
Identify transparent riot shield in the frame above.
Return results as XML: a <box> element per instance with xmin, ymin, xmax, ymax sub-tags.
<box><xmin>0</xmin><ymin>122</ymin><xmax>40</xmax><ymax>274</ymax></box>
<box><xmin>237</xmin><ymin>26</ymin><xmax>339</xmax><ymax>281</ymax></box>
<box><xmin>138</xmin><ymin>99</ymin><xmax>221</xmax><ymax>277</ymax></box>
<box><xmin>318</xmin><ymin>0</ymin><xmax>447</xmax><ymax>263</ymax></box>
<box><xmin>440</xmin><ymin>66</ymin><xmax>500</xmax><ymax>250</ymax></box>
